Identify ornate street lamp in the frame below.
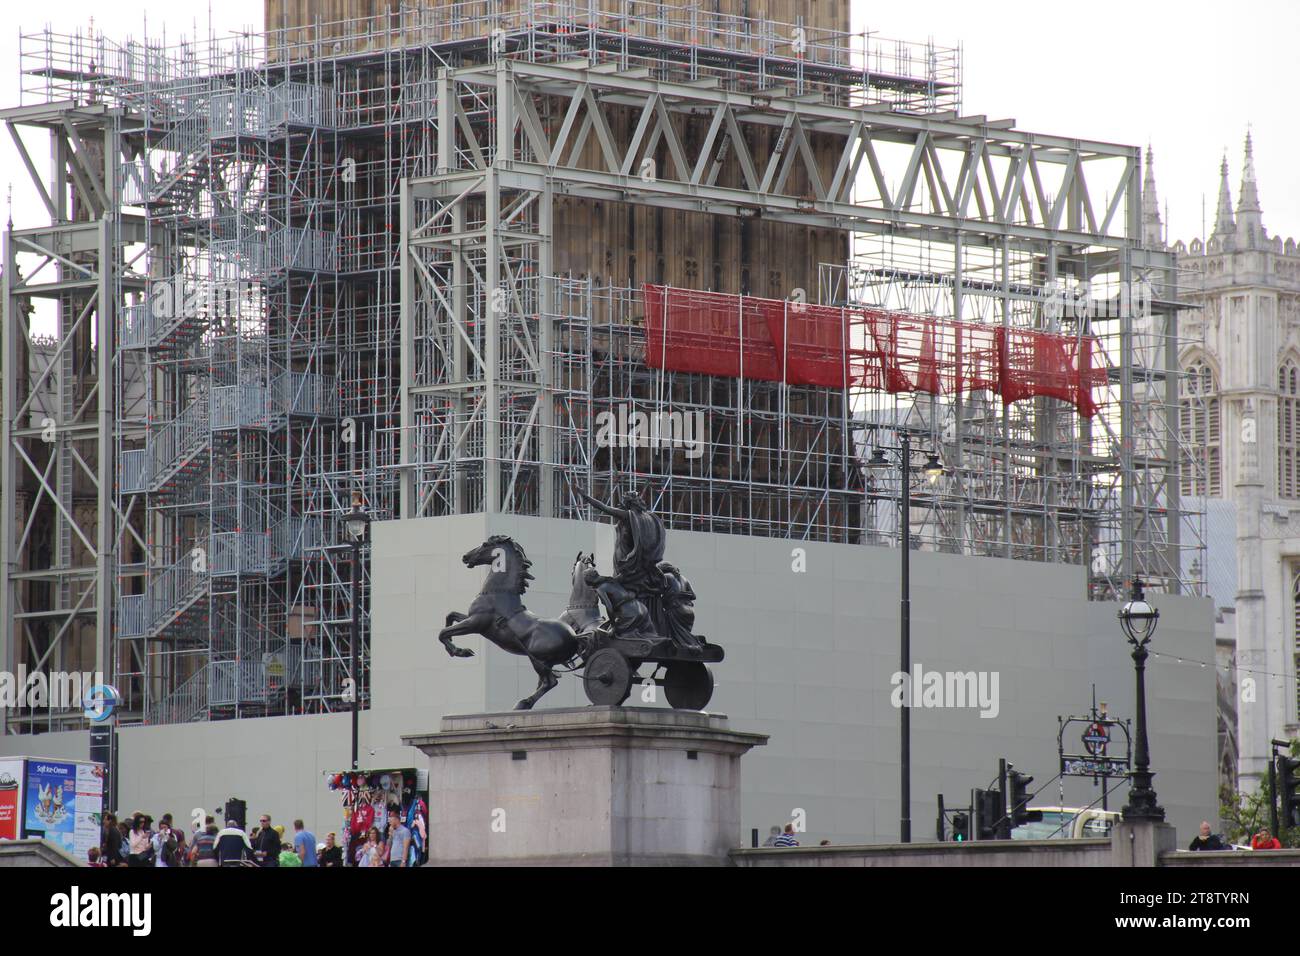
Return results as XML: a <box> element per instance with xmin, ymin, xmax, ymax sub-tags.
<box><xmin>1118</xmin><ymin>578</ymin><xmax>1165</xmax><ymax>821</ymax></box>
<box><xmin>867</xmin><ymin>431</ymin><xmax>943</xmax><ymax>843</ymax></box>
<box><xmin>342</xmin><ymin>491</ymin><xmax>370</xmax><ymax>771</ymax></box>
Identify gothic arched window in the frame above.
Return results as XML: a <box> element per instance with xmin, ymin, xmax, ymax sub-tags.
<box><xmin>1180</xmin><ymin>358</ymin><xmax>1220</xmax><ymax>497</ymax></box>
<box><xmin>1280</xmin><ymin>359</ymin><xmax>1300</xmax><ymax>499</ymax></box>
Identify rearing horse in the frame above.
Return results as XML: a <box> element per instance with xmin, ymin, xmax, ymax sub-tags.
<box><xmin>437</xmin><ymin>536</ymin><xmax>581</xmax><ymax>710</ymax></box>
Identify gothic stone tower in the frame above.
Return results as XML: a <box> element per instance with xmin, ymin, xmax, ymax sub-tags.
<box><xmin>1170</xmin><ymin>134</ymin><xmax>1300</xmax><ymax>792</ymax></box>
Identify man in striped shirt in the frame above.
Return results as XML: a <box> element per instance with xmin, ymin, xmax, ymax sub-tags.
<box><xmin>190</xmin><ymin>823</ymin><xmax>219</xmax><ymax>867</ymax></box>
<box><xmin>772</xmin><ymin>824</ymin><xmax>800</xmax><ymax>847</ymax></box>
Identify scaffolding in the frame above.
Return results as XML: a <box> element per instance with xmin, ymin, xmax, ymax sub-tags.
<box><xmin>0</xmin><ymin>1</ymin><xmax>1198</xmax><ymax>731</ymax></box>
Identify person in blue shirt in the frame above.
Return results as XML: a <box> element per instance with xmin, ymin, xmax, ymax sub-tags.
<box><xmin>385</xmin><ymin>808</ymin><xmax>412</xmax><ymax>867</ymax></box>
<box><xmin>293</xmin><ymin>819</ymin><xmax>318</xmax><ymax>866</ymax></box>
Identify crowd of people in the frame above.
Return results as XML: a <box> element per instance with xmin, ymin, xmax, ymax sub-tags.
<box><xmin>92</xmin><ymin>807</ymin><xmax>415</xmax><ymax>867</ymax></box>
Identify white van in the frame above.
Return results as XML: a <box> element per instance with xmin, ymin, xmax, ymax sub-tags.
<box><xmin>1011</xmin><ymin>806</ymin><xmax>1121</xmax><ymax>840</ymax></box>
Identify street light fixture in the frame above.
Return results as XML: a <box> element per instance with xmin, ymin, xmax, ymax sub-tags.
<box><xmin>922</xmin><ymin>454</ymin><xmax>944</xmax><ymax>483</ymax></box>
<box><xmin>868</xmin><ymin>430</ymin><xmax>943</xmax><ymax>844</ymax></box>
<box><xmin>344</xmin><ymin>506</ymin><xmax>371</xmax><ymax>546</ymax></box>
<box><xmin>1118</xmin><ymin>583</ymin><xmax>1159</xmax><ymax>645</ymax></box>
<box><xmin>342</xmin><ymin>491</ymin><xmax>370</xmax><ymax>772</ymax></box>
<box><xmin>1118</xmin><ymin>577</ymin><xmax>1165</xmax><ymax>822</ymax></box>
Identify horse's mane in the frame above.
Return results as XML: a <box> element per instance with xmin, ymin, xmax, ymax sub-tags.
<box><xmin>485</xmin><ymin>535</ymin><xmax>534</xmax><ymax>592</ymax></box>
<box><xmin>566</xmin><ymin>552</ymin><xmax>599</xmax><ymax>608</ymax></box>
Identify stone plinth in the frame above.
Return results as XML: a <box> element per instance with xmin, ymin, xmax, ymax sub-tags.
<box><xmin>1111</xmin><ymin>819</ymin><xmax>1179</xmax><ymax>867</ymax></box>
<box><xmin>402</xmin><ymin>706</ymin><xmax>767</xmax><ymax>866</ymax></box>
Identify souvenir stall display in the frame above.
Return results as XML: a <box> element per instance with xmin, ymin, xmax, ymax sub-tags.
<box><xmin>325</xmin><ymin>768</ymin><xmax>428</xmax><ymax>866</ymax></box>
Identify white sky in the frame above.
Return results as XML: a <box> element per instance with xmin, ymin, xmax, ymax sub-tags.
<box><xmin>2</xmin><ymin>1</ymin><xmax>1296</xmax><ymax>245</ymax></box>
<box><xmin>860</xmin><ymin>0</ymin><xmax>1300</xmax><ymax>244</ymax></box>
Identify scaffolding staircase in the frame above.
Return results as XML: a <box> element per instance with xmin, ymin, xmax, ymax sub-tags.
<box><xmin>116</xmin><ymin>549</ymin><xmax>209</xmax><ymax>640</ymax></box>
<box><xmin>144</xmin><ymin>664</ymin><xmax>209</xmax><ymax>725</ymax></box>
<box><xmin>118</xmin><ymin>285</ymin><xmax>213</xmax><ymax>353</ymax></box>
<box><xmin>145</xmin><ymin>643</ymin><xmax>306</xmax><ymax>724</ymax></box>
<box><xmin>119</xmin><ymin>396</ymin><xmax>211</xmax><ymax>495</ymax></box>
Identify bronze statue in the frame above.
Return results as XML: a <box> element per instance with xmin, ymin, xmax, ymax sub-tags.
<box><xmin>579</xmin><ymin>489</ymin><xmax>668</xmax><ymax>594</ymax></box>
<box><xmin>576</xmin><ymin>489</ymin><xmax>706</xmax><ymax>655</ymax></box>
<box><xmin>437</xmin><ymin>486</ymin><xmax>723</xmax><ymax>710</ymax></box>
<box><xmin>436</xmin><ymin>536</ymin><xmax>581</xmax><ymax>710</ymax></box>
<box><xmin>583</xmin><ymin>567</ymin><xmax>652</xmax><ymax>636</ymax></box>
<box><xmin>559</xmin><ymin>552</ymin><xmax>602</xmax><ymax>635</ymax></box>
<box><xmin>657</xmin><ymin>562</ymin><xmax>704</xmax><ymax>653</ymax></box>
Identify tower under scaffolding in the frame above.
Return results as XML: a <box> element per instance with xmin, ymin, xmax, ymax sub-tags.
<box><xmin>0</xmin><ymin>0</ymin><xmax>1200</xmax><ymax>733</ymax></box>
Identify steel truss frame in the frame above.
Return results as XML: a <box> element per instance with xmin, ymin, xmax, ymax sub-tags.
<box><xmin>1</xmin><ymin>101</ymin><xmax>143</xmax><ymax>733</ymax></box>
<box><xmin>401</xmin><ymin>58</ymin><xmax>1198</xmax><ymax>599</ymax></box>
<box><xmin>2</xmin><ymin>2</ymin><xmax>1198</xmax><ymax>731</ymax></box>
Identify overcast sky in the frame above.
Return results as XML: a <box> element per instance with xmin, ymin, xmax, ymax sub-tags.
<box><xmin>861</xmin><ymin>0</ymin><xmax>1299</xmax><ymax>244</ymax></box>
<box><xmin>2</xmin><ymin>1</ymin><xmax>1295</xmax><ymax>245</ymax></box>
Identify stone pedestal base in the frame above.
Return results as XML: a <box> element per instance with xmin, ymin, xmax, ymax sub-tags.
<box><xmin>1111</xmin><ymin>819</ymin><xmax>1178</xmax><ymax>867</ymax></box>
<box><xmin>402</xmin><ymin>706</ymin><xmax>767</xmax><ymax>866</ymax></box>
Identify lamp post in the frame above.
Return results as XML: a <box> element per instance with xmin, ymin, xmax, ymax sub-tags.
<box><xmin>1118</xmin><ymin>577</ymin><xmax>1165</xmax><ymax>822</ymax></box>
<box><xmin>342</xmin><ymin>492</ymin><xmax>371</xmax><ymax>772</ymax></box>
<box><xmin>868</xmin><ymin>432</ymin><xmax>943</xmax><ymax>843</ymax></box>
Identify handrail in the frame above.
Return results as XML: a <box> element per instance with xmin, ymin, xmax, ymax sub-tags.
<box><xmin>145</xmin><ymin>665</ymin><xmax>208</xmax><ymax>725</ymax></box>
<box><xmin>149</xmin><ymin>396</ymin><xmax>209</xmax><ymax>487</ymax></box>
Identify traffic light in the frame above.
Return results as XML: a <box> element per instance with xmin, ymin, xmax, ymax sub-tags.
<box><xmin>1007</xmin><ymin>769</ymin><xmax>1039</xmax><ymax>829</ymax></box>
<box><xmin>1280</xmin><ymin>755</ymin><xmax>1300</xmax><ymax>829</ymax></box>
<box><xmin>974</xmin><ymin>788</ymin><xmax>1002</xmax><ymax>840</ymax></box>
<box><xmin>951</xmin><ymin>812</ymin><xmax>970</xmax><ymax>842</ymax></box>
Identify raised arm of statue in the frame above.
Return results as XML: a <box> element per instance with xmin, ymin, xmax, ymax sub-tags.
<box><xmin>579</xmin><ymin>490</ymin><xmax>628</xmax><ymax>522</ymax></box>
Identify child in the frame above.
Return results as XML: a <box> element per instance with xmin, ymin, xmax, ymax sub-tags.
<box><xmin>278</xmin><ymin>841</ymin><xmax>303</xmax><ymax>867</ymax></box>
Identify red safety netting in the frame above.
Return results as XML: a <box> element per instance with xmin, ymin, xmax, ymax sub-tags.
<box><xmin>641</xmin><ymin>284</ymin><xmax>1105</xmax><ymax>416</ymax></box>
<box><xmin>643</xmin><ymin>284</ymin><xmax>850</xmax><ymax>388</ymax></box>
<box><xmin>999</xmin><ymin>327</ymin><xmax>1104</xmax><ymax>418</ymax></box>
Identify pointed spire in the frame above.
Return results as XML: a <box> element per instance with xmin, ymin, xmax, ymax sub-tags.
<box><xmin>1236</xmin><ymin>129</ymin><xmax>1265</xmax><ymax>245</ymax></box>
<box><xmin>1141</xmin><ymin>146</ymin><xmax>1163</xmax><ymax>249</ymax></box>
<box><xmin>1211</xmin><ymin>152</ymin><xmax>1235</xmax><ymax>241</ymax></box>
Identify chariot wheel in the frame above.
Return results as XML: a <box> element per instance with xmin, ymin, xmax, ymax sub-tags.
<box><xmin>663</xmin><ymin>661</ymin><xmax>714</xmax><ymax>711</ymax></box>
<box><xmin>583</xmin><ymin>648</ymin><xmax>633</xmax><ymax>706</ymax></box>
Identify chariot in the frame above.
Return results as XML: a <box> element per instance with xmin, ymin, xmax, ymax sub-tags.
<box><xmin>576</xmin><ymin>626</ymin><xmax>724</xmax><ymax>710</ymax></box>
<box><xmin>437</xmin><ymin>489</ymin><xmax>725</xmax><ymax>712</ymax></box>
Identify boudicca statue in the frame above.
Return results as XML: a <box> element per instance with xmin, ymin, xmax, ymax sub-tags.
<box><xmin>435</xmin><ymin>487</ymin><xmax>723</xmax><ymax>710</ymax></box>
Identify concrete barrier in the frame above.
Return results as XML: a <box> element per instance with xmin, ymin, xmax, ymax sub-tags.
<box><xmin>732</xmin><ymin>839</ymin><xmax>1111</xmax><ymax>867</ymax></box>
<box><xmin>0</xmin><ymin>839</ymin><xmax>83</xmax><ymax>867</ymax></box>
<box><xmin>732</xmin><ymin>836</ymin><xmax>1300</xmax><ymax>867</ymax></box>
<box><xmin>1160</xmin><ymin>849</ymin><xmax>1300</xmax><ymax>867</ymax></box>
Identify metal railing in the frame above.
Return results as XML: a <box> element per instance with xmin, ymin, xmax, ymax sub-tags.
<box><xmin>210</xmin><ymin>531</ymin><xmax>271</xmax><ymax>576</ymax></box>
<box><xmin>272</xmin><ymin>226</ymin><xmax>338</xmax><ymax>272</ymax></box>
<box><xmin>273</xmin><ymin>515</ymin><xmax>322</xmax><ymax>563</ymax></box>
<box><xmin>148</xmin><ymin>645</ymin><xmax>306</xmax><ymax>724</ymax></box>
<box><xmin>117</xmin><ymin>593</ymin><xmax>147</xmax><ymax>637</ymax></box>
<box><xmin>212</xmin><ymin>383</ymin><xmax>271</xmax><ymax>430</ymax></box>
<box><xmin>145</xmin><ymin>665</ymin><xmax>208</xmax><ymax>725</ymax></box>
<box><xmin>120</xmin><ymin>448</ymin><xmax>151</xmax><ymax>494</ymax></box>
<box><xmin>208</xmin><ymin>659</ymin><xmax>269</xmax><ymax>708</ymax></box>
<box><xmin>147</xmin><ymin>397</ymin><xmax>209</xmax><ymax>489</ymax></box>
<box><xmin>275</xmin><ymin>370</ymin><xmax>339</xmax><ymax>418</ymax></box>
<box><xmin>210</xmin><ymin>81</ymin><xmax>336</xmax><ymax>137</ymax></box>
<box><xmin>147</xmin><ymin>550</ymin><xmax>208</xmax><ymax>632</ymax></box>
<box><xmin>120</xmin><ymin>283</ymin><xmax>210</xmax><ymax>351</ymax></box>
<box><xmin>23</xmin><ymin>3</ymin><xmax>962</xmax><ymax>113</ymax></box>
